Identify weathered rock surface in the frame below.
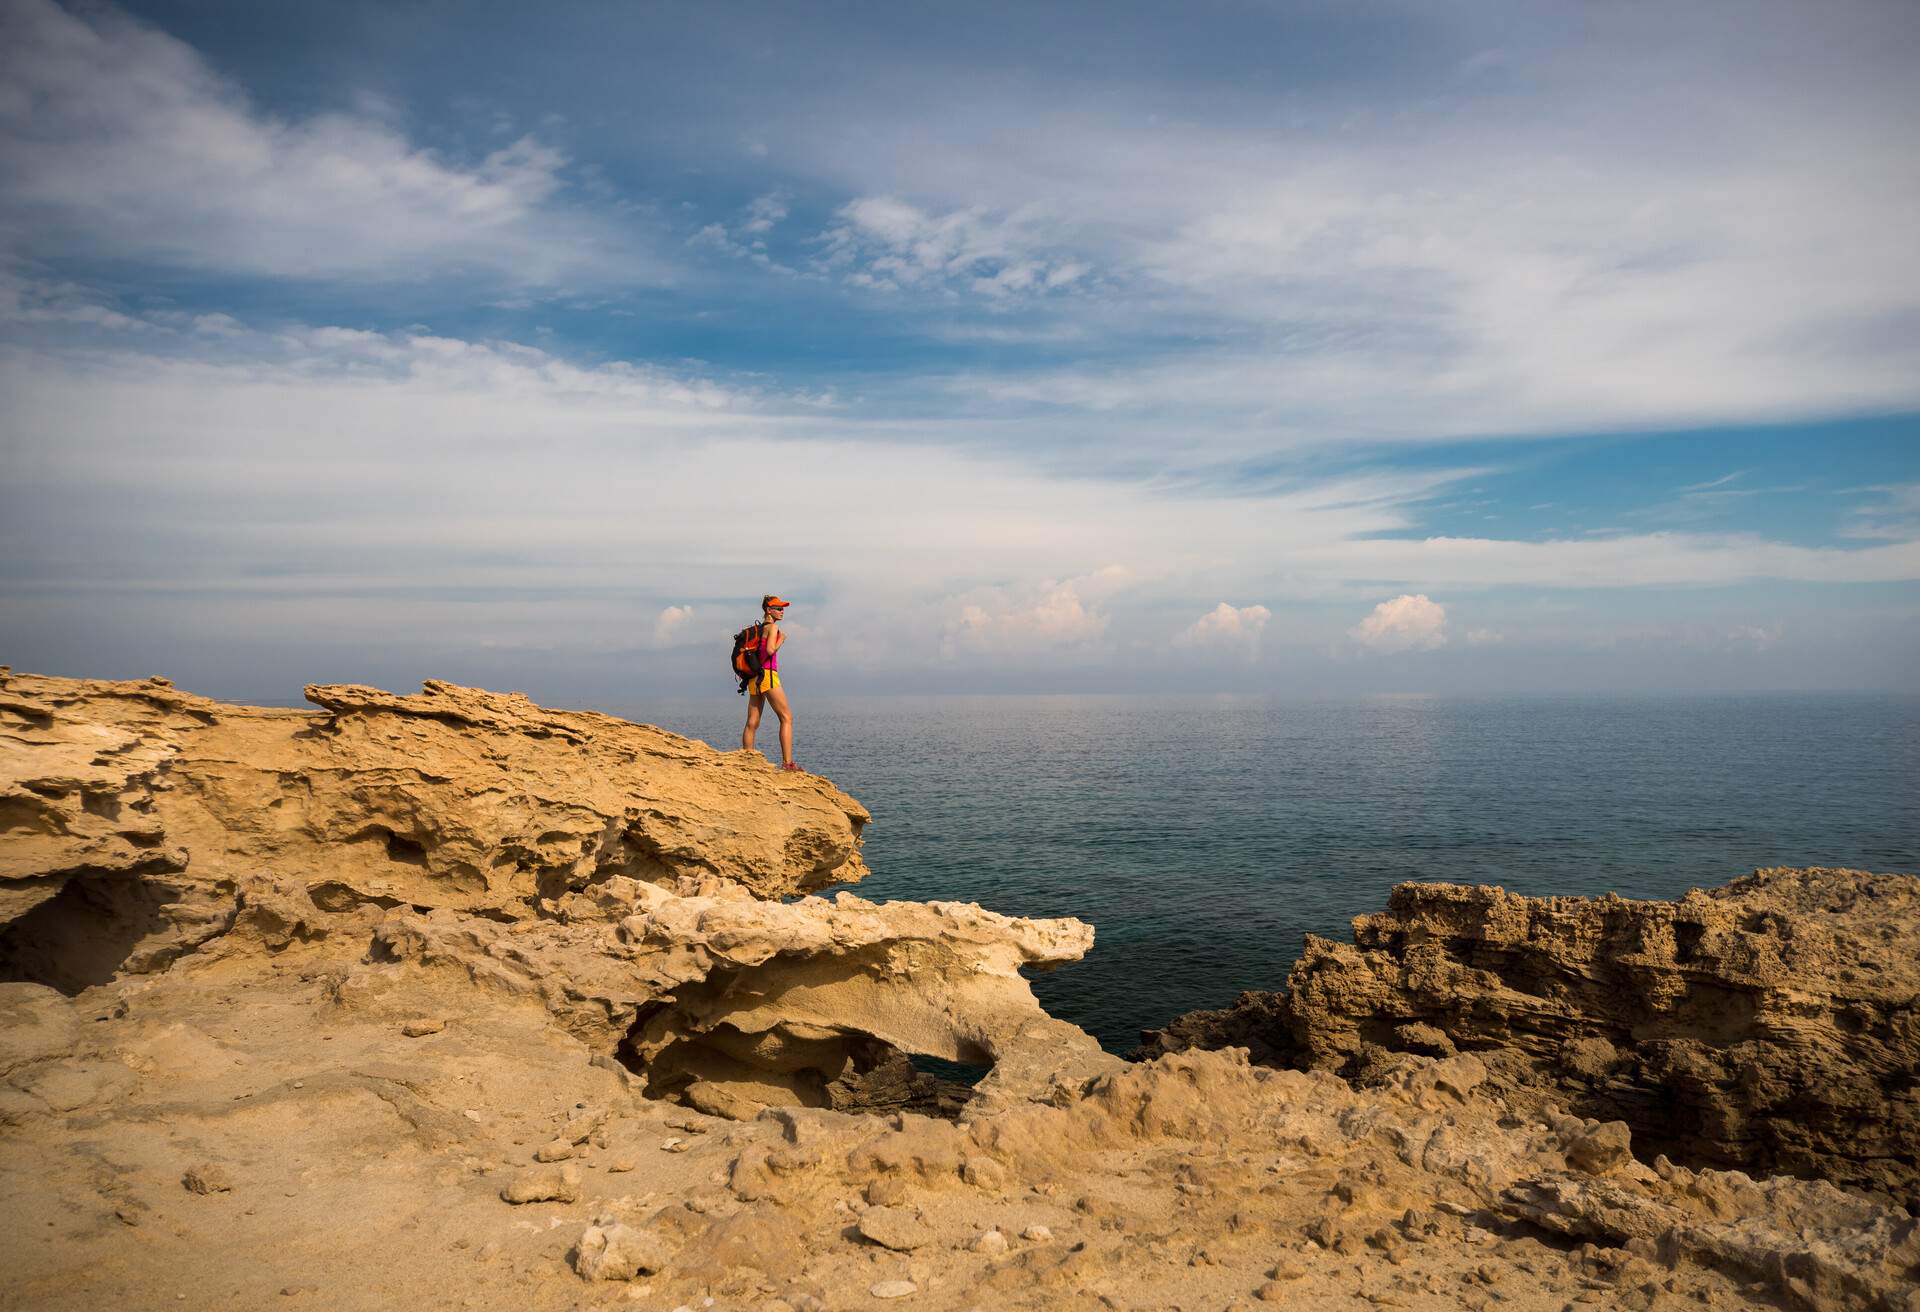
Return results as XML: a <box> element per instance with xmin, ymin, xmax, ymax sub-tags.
<box><xmin>1140</xmin><ymin>868</ymin><xmax>1920</xmax><ymax>1211</ymax></box>
<box><xmin>571</xmin><ymin>1218</ymin><xmax>670</xmax><ymax>1280</ymax></box>
<box><xmin>0</xmin><ymin>672</ymin><xmax>1100</xmax><ymax>1117</ymax></box>
<box><xmin>2</xmin><ymin>669</ymin><xmax>1914</xmax><ymax>1311</ymax></box>
<box><xmin>0</xmin><ymin>670</ymin><xmax>870</xmax><ymax>969</ymax></box>
<box><xmin>362</xmin><ymin>872</ymin><xmax>1108</xmax><ymax>1115</ymax></box>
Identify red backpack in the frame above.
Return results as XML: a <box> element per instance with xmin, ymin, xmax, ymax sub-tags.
<box><xmin>729</xmin><ymin>623</ymin><xmax>767</xmax><ymax>695</ymax></box>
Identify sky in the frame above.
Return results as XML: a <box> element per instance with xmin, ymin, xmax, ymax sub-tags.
<box><xmin>1</xmin><ymin>0</ymin><xmax>1917</xmax><ymax>702</ymax></box>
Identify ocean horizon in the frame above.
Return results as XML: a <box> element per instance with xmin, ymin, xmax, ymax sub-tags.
<box><xmin>633</xmin><ymin>691</ymin><xmax>1920</xmax><ymax>1054</ymax></box>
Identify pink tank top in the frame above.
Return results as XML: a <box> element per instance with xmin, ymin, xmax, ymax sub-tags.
<box><xmin>762</xmin><ymin>624</ymin><xmax>780</xmax><ymax>672</ymax></box>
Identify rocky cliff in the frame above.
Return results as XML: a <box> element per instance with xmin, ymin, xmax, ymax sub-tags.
<box><xmin>3</xmin><ymin>670</ymin><xmax>1915</xmax><ymax>1312</ymax></box>
<box><xmin>0</xmin><ymin>668</ymin><xmax>1105</xmax><ymax>1117</ymax></box>
<box><xmin>1139</xmin><ymin>869</ymin><xmax>1920</xmax><ymax>1213</ymax></box>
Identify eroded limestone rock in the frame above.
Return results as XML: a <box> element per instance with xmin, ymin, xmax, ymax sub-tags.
<box><xmin>0</xmin><ymin>669</ymin><xmax>871</xmax><ymax>980</ymax></box>
<box><xmin>1141</xmin><ymin>868</ymin><xmax>1920</xmax><ymax>1209</ymax></box>
<box><xmin>0</xmin><ymin>672</ymin><xmax>1104</xmax><ymax>1122</ymax></box>
<box><xmin>572</xmin><ymin>1219</ymin><xmax>670</xmax><ymax>1281</ymax></box>
<box><xmin>361</xmin><ymin>873</ymin><xmax>1108</xmax><ymax>1115</ymax></box>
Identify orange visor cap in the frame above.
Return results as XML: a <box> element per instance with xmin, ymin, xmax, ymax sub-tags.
<box><xmin>763</xmin><ymin>596</ymin><xmax>791</xmax><ymax>609</ymax></box>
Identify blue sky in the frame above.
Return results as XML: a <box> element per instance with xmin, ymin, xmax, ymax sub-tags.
<box><xmin>1</xmin><ymin>0</ymin><xmax>1916</xmax><ymax>700</ymax></box>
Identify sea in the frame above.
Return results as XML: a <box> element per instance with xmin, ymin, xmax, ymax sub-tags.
<box><xmin>632</xmin><ymin>693</ymin><xmax>1920</xmax><ymax>1056</ymax></box>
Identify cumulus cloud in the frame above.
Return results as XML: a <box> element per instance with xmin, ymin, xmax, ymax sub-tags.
<box><xmin>1351</xmin><ymin>595</ymin><xmax>1449</xmax><ymax>653</ymax></box>
<box><xmin>0</xmin><ymin>0</ymin><xmax>632</xmax><ymax>283</ymax></box>
<box><xmin>651</xmin><ymin>605</ymin><xmax>697</xmax><ymax>647</ymax></box>
<box><xmin>1174</xmin><ymin>602</ymin><xmax>1272</xmax><ymax>656</ymax></box>
<box><xmin>939</xmin><ymin>568</ymin><xmax>1127</xmax><ymax>657</ymax></box>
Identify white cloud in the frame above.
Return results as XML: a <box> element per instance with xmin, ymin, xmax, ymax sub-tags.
<box><xmin>1351</xmin><ymin>595</ymin><xmax>1448</xmax><ymax>653</ymax></box>
<box><xmin>1302</xmin><ymin>533</ymin><xmax>1920</xmax><ymax>589</ymax></box>
<box><xmin>688</xmin><ymin>193</ymin><xmax>798</xmax><ymax>271</ymax></box>
<box><xmin>741</xmin><ymin>192</ymin><xmax>791</xmax><ymax>234</ymax></box>
<box><xmin>190</xmin><ymin>312</ymin><xmax>245</xmax><ymax>338</ymax></box>
<box><xmin>940</xmin><ymin>568</ymin><xmax>1126</xmax><ymax>657</ymax></box>
<box><xmin>1174</xmin><ymin>602</ymin><xmax>1272</xmax><ymax>656</ymax></box>
<box><xmin>3</xmin><ymin>319</ymin><xmax>1915</xmax><ymax>690</ymax></box>
<box><xmin>652</xmin><ymin>605</ymin><xmax>697</xmax><ymax>647</ymax></box>
<box><xmin>0</xmin><ymin>267</ymin><xmax>152</xmax><ymax>332</ymax></box>
<box><xmin>1725</xmin><ymin>624</ymin><xmax>1783</xmax><ymax>652</ymax></box>
<box><xmin>817</xmin><ymin>197</ymin><xmax>1089</xmax><ymax>298</ymax></box>
<box><xmin>1464</xmin><ymin>627</ymin><xmax>1504</xmax><ymax>646</ymax></box>
<box><xmin>766</xmin><ymin>7</ymin><xmax>1920</xmax><ymax>443</ymax></box>
<box><xmin>1842</xmin><ymin>484</ymin><xmax>1920</xmax><ymax>543</ymax></box>
<box><xmin>1679</xmin><ymin>472</ymin><xmax>1745</xmax><ymax>493</ymax></box>
<box><xmin>0</xmin><ymin>0</ymin><xmax>633</xmax><ymax>283</ymax></box>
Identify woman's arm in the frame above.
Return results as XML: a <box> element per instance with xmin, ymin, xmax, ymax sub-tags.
<box><xmin>764</xmin><ymin>621</ymin><xmax>784</xmax><ymax>653</ymax></box>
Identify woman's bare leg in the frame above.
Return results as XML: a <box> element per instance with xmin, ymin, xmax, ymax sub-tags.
<box><xmin>742</xmin><ymin>692</ymin><xmax>765</xmax><ymax>751</ymax></box>
<box><xmin>764</xmin><ymin>685</ymin><xmax>795</xmax><ymax>766</ymax></box>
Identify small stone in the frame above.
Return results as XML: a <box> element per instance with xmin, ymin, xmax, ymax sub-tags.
<box><xmin>969</xmin><ymin>1229</ymin><xmax>1008</xmax><ymax>1255</ymax></box>
<box><xmin>662</xmin><ymin>1138</ymin><xmax>690</xmax><ymax>1153</ymax></box>
<box><xmin>607</xmin><ymin>1157</ymin><xmax>638</xmax><ymax>1174</ymax></box>
<box><xmin>857</xmin><ymin>1206</ymin><xmax>934</xmax><ymax>1252</ymax></box>
<box><xmin>869</xmin><ymin>1281</ymin><xmax>917</xmax><ymax>1300</ymax></box>
<box><xmin>562</xmin><ymin>1109</ymin><xmax>607</xmax><ymax>1144</ymax></box>
<box><xmin>961</xmin><ymin>1157</ymin><xmax>1007</xmax><ymax>1190</ymax></box>
<box><xmin>402</xmin><ymin>1018</ymin><xmax>445</xmax><ymax>1037</ymax></box>
<box><xmin>500</xmin><ymin>1163</ymin><xmax>580</xmax><ymax>1204</ymax></box>
<box><xmin>181</xmin><ymin>1164</ymin><xmax>232</xmax><ymax>1194</ymax></box>
<box><xmin>533</xmin><ymin>1139</ymin><xmax>576</xmax><ymax>1163</ymax></box>
<box><xmin>865</xmin><ymin>1177</ymin><xmax>908</xmax><ymax>1207</ymax></box>
<box><xmin>1566</xmin><ymin>1121</ymin><xmax>1635</xmax><ymax>1176</ymax></box>
<box><xmin>1020</xmin><ymin>1224</ymin><xmax>1052</xmax><ymax>1243</ymax></box>
<box><xmin>1256</xmin><ymin>1282</ymin><xmax>1286</xmax><ymax>1302</ymax></box>
<box><xmin>573</xmin><ymin>1221</ymin><xmax>670</xmax><ymax>1281</ymax></box>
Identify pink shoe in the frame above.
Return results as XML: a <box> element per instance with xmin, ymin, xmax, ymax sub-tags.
<box><xmin>782</xmin><ymin>762</ymin><xmax>805</xmax><ymax>773</ymax></box>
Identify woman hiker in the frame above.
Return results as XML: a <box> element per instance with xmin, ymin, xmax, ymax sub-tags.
<box><xmin>741</xmin><ymin>594</ymin><xmax>800</xmax><ymax>772</ymax></box>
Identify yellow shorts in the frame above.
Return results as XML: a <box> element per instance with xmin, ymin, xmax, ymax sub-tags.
<box><xmin>748</xmin><ymin>669</ymin><xmax>781</xmax><ymax>695</ymax></box>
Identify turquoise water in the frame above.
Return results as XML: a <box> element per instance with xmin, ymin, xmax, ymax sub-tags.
<box><xmin>632</xmin><ymin>694</ymin><xmax>1920</xmax><ymax>1055</ymax></box>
